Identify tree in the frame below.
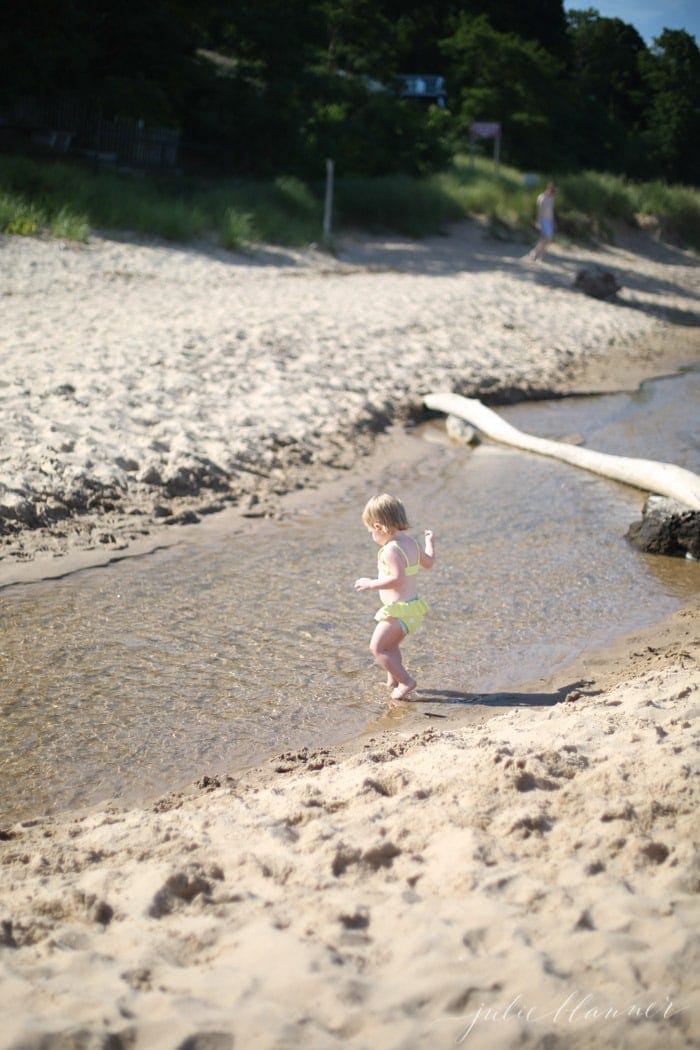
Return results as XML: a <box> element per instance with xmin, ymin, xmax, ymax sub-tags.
<box><xmin>567</xmin><ymin>10</ymin><xmax>646</xmax><ymax>127</ymax></box>
<box><xmin>0</xmin><ymin>0</ymin><xmax>208</xmax><ymax>124</ymax></box>
<box><xmin>196</xmin><ymin>0</ymin><xmax>451</xmax><ymax>176</ymax></box>
<box><xmin>457</xmin><ymin>0</ymin><xmax>570</xmax><ymax>61</ymax></box>
<box><xmin>639</xmin><ymin>29</ymin><xmax>700</xmax><ymax>183</ymax></box>
<box><xmin>441</xmin><ymin>13</ymin><xmax>565</xmax><ymax>168</ymax></box>
<box><xmin>3</xmin><ymin>0</ymin><xmax>694</xmax><ymax>181</ymax></box>
<box><xmin>565</xmin><ymin>9</ymin><xmax>647</xmax><ymax>172</ymax></box>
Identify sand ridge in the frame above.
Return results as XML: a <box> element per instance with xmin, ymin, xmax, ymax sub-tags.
<box><xmin>1</xmin><ymin>221</ymin><xmax>698</xmax><ymax>582</ymax></box>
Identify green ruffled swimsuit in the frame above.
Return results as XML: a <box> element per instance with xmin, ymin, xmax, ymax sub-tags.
<box><xmin>375</xmin><ymin>539</ymin><xmax>429</xmax><ymax>635</ymax></box>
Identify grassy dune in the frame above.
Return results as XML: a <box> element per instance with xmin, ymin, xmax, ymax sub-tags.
<box><xmin>1</xmin><ymin>152</ymin><xmax>698</xmax><ymax>251</ymax></box>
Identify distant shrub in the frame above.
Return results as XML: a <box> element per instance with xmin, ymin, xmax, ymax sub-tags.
<box><xmin>220</xmin><ymin>208</ymin><xmax>256</xmax><ymax>249</ymax></box>
<box><xmin>50</xmin><ymin>205</ymin><xmax>90</xmax><ymax>241</ymax></box>
<box><xmin>0</xmin><ymin>197</ymin><xmax>43</xmax><ymax>236</ymax></box>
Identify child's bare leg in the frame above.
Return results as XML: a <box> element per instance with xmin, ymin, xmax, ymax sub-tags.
<box><xmin>370</xmin><ymin>620</ymin><xmax>415</xmax><ymax>696</ymax></box>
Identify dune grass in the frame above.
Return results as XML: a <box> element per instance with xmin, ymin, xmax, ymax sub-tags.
<box><xmin>0</xmin><ymin>152</ymin><xmax>698</xmax><ymax>252</ymax></box>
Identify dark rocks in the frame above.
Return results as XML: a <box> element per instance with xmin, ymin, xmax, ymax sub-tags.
<box><xmin>86</xmin><ymin>898</ymin><xmax>114</xmax><ymax>925</ymax></box>
<box><xmin>574</xmin><ymin>266</ymin><xmax>621</xmax><ymax>300</ymax></box>
<box><xmin>164</xmin><ymin>465</ymin><xmax>204</xmax><ymax>498</ymax></box>
<box><xmin>0</xmin><ymin>494</ymin><xmax>40</xmax><ymax>526</ymax></box>
<box><xmin>177</xmin><ymin>1034</ymin><xmax>234</xmax><ymax>1050</ymax></box>
<box><xmin>163</xmin><ymin>459</ymin><xmax>228</xmax><ymax>498</ymax></box>
<box><xmin>626</xmin><ymin>496</ymin><xmax>700</xmax><ymax>558</ymax></box>
<box><xmin>140</xmin><ymin>464</ymin><xmax>163</xmax><ymax>486</ymax></box>
<box><xmin>115</xmin><ymin>455</ymin><xmax>140</xmax><ymax>473</ymax></box>
<box><xmin>148</xmin><ymin>864</ymin><xmax>218</xmax><ymax>918</ymax></box>
<box><xmin>166</xmin><ymin>509</ymin><xmax>201</xmax><ymax>526</ymax></box>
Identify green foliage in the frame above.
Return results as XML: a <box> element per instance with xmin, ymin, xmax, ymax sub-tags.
<box><xmin>0</xmin><ymin>0</ymin><xmax>199</xmax><ymax>124</ymax></box>
<box><xmin>335</xmin><ymin>174</ymin><xmax>464</xmax><ymax>235</ymax></box>
<box><xmin>634</xmin><ymin>181</ymin><xmax>700</xmax><ymax>245</ymax></box>
<box><xmin>459</xmin><ymin>0</ymin><xmax>571</xmax><ymax>59</ymax></box>
<box><xmin>216</xmin><ymin>176</ymin><xmax>324</xmax><ymax>245</ymax></box>
<box><xmin>441</xmin><ymin>14</ymin><xmax>564</xmax><ymax>169</ymax></box>
<box><xmin>0</xmin><ymin>198</ymin><xmax>42</xmax><ymax>237</ymax></box>
<box><xmin>2</xmin><ymin>150</ymin><xmax>699</xmax><ymax>254</ymax></box>
<box><xmin>304</xmin><ymin>78</ymin><xmax>451</xmax><ymax>177</ymax></box>
<box><xmin>559</xmin><ymin>171</ymin><xmax>637</xmax><ymax>224</ymax></box>
<box><xmin>0</xmin><ymin>155</ymin><xmax>205</xmax><ymax>241</ymax></box>
<box><xmin>566</xmin><ymin>10</ymin><xmax>647</xmax><ymax>126</ymax></box>
<box><xmin>436</xmin><ymin>157</ymin><xmax>537</xmax><ymax>237</ymax></box>
<box><xmin>1</xmin><ymin>2</ymin><xmax>698</xmax><ymax>185</ymax></box>
<box><xmin>638</xmin><ymin>30</ymin><xmax>700</xmax><ymax>184</ymax></box>
<box><xmin>49</xmin><ymin>206</ymin><xmax>90</xmax><ymax>241</ymax></box>
<box><xmin>220</xmin><ymin>208</ymin><xmax>256</xmax><ymax>249</ymax></box>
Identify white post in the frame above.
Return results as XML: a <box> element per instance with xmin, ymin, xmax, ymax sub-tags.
<box><xmin>323</xmin><ymin>158</ymin><xmax>334</xmax><ymax>246</ymax></box>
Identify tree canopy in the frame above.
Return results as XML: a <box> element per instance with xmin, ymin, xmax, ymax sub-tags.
<box><xmin>1</xmin><ymin>1</ymin><xmax>697</xmax><ymax>183</ymax></box>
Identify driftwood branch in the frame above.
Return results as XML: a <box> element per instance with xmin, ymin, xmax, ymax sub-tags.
<box><xmin>424</xmin><ymin>392</ymin><xmax>700</xmax><ymax>510</ymax></box>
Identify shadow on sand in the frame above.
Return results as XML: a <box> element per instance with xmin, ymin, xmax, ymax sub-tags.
<box><xmin>407</xmin><ymin>678</ymin><xmax>603</xmax><ymax>714</ymax></box>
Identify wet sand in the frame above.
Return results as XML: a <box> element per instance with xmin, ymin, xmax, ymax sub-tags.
<box><xmin>0</xmin><ymin>222</ymin><xmax>699</xmax><ymax>1048</ymax></box>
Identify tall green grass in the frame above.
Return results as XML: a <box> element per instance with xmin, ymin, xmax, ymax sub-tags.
<box><xmin>632</xmin><ymin>181</ymin><xmax>700</xmax><ymax>247</ymax></box>
<box><xmin>0</xmin><ymin>152</ymin><xmax>698</xmax><ymax>251</ymax></box>
<box><xmin>334</xmin><ymin>174</ymin><xmax>464</xmax><ymax>236</ymax></box>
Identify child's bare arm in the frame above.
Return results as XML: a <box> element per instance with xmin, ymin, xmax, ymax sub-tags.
<box><xmin>355</xmin><ymin>545</ymin><xmax>405</xmax><ymax>591</ymax></box>
<box><xmin>420</xmin><ymin>529</ymin><xmax>435</xmax><ymax>569</ymax></box>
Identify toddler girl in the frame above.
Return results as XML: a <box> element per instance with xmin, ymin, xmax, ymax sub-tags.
<box><xmin>354</xmin><ymin>493</ymin><xmax>435</xmax><ymax>700</ymax></box>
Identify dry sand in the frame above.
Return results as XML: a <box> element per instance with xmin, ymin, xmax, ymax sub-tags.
<box><xmin>0</xmin><ymin>222</ymin><xmax>699</xmax><ymax>1048</ymax></box>
<box><xmin>1</xmin><ymin>220</ymin><xmax>699</xmax><ymax>580</ymax></box>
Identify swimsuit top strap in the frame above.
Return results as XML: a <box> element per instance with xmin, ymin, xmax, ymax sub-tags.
<box><xmin>380</xmin><ymin>538</ymin><xmax>421</xmax><ymax>574</ymax></box>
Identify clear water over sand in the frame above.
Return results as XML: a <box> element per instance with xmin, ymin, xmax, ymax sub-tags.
<box><xmin>1</xmin><ymin>366</ymin><xmax>698</xmax><ymax>821</ymax></box>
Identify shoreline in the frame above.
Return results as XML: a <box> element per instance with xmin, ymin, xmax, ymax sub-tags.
<box><xmin>0</xmin><ymin>595</ymin><xmax>693</xmax><ymax>833</ymax></box>
<box><xmin>2</xmin><ymin>221</ymin><xmax>699</xmax><ymax>585</ymax></box>
<box><xmin>1</xmin><ymin>224</ymin><xmax>699</xmax><ymax>1047</ymax></box>
<box><xmin>0</xmin><ymin>376</ymin><xmax>697</xmax><ymax>831</ymax></box>
<box><xmin>0</xmin><ymin>330</ymin><xmax>696</xmax><ymax>595</ymax></box>
<box><xmin>1</xmin><ymin>601</ymin><xmax>697</xmax><ymax>1048</ymax></box>
<box><xmin>160</xmin><ymin>595</ymin><xmax>699</xmax><ymax>807</ymax></box>
<box><xmin>2</xmin><ymin>529</ymin><xmax>697</xmax><ymax>831</ymax></box>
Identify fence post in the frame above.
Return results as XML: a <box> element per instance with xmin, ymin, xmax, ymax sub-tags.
<box><xmin>323</xmin><ymin>158</ymin><xmax>334</xmax><ymax>247</ymax></box>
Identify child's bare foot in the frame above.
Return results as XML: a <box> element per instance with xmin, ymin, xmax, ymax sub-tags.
<box><xmin>386</xmin><ymin>673</ymin><xmax>399</xmax><ymax>689</ymax></box>
<box><xmin>391</xmin><ymin>678</ymin><xmax>417</xmax><ymax>701</ymax></box>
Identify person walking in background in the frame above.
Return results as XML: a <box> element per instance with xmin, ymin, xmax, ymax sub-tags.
<box><xmin>354</xmin><ymin>493</ymin><xmax>435</xmax><ymax>701</ymax></box>
<box><xmin>529</xmin><ymin>181</ymin><xmax>557</xmax><ymax>260</ymax></box>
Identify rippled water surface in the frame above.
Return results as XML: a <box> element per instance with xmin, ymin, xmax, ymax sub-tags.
<box><xmin>1</xmin><ymin>366</ymin><xmax>698</xmax><ymax>821</ymax></box>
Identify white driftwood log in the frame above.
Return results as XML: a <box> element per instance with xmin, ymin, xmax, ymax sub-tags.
<box><xmin>424</xmin><ymin>392</ymin><xmax>700</xmax><ymax>510</ymax></box>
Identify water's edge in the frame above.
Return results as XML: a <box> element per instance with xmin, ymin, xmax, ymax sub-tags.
<box><xmin>2</xmin><ymin>360</ymin><xmax>698</xmax><ymax>824</ymax></box>
<box><xmin>1</xmin><ymin>350</ymin><xmax>695</xmax><ymax>594</ymax></box>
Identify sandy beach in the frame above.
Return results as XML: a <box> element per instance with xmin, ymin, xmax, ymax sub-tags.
<box><xmin>1</xmin><ymin>220</ymin><xmax>699</xmax><ymax>580</ymax></box>
<box><xmin>1</xmin><ymin>222</ymin><xmax>699</xmax><ymax>1048</ymax></box>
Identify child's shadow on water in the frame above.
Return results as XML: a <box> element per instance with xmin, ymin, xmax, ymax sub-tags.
<box><xmin>412</xmin><ymin>679</ymin><xmax>600</xmax><ymax>709</ymax></box>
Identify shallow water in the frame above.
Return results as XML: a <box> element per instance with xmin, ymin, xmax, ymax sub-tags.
<box><xmin>1</xmin><ymin>365</ymin><xmax>698</xmax><ymax>822</ymax></box>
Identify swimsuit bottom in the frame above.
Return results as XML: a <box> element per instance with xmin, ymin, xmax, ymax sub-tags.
<box><xmin>375</xmin><ymin>596</ymin><xmax>429</xmax><ymax>635</ymax></box>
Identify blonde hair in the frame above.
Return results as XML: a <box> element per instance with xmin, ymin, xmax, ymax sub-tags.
<box><xmin>362</xmin><ymin>493</ymin><xmax>410</xmax><ymax>531</ymax></box>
